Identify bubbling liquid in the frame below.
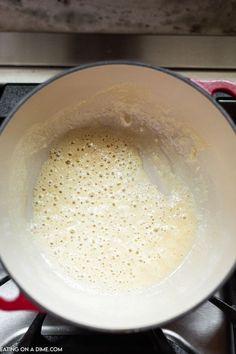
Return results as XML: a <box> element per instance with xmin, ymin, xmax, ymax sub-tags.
<box><xmin>32</xmin><ymin>128</ymin><xmax>196</xmax><ymax>292</ymax></box>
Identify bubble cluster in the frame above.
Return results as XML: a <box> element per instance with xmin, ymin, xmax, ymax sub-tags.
<box><xmin>32</xmin><ymin>128</ymin><xmax>196</xmax><ymax>292</ymax></box>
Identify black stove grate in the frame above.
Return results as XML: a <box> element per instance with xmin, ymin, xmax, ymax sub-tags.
<box><xmin>16</xmin><ymin>313</ymin><xmax>189</xmax><ymax>354</ymax></box>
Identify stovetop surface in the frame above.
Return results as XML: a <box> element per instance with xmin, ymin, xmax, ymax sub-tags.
<box><xmin>0</xmin><ymin>81</ymin><xmax>235</xmax><ymax>354</ymax></box>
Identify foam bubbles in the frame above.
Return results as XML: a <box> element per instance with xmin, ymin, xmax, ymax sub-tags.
<box><xmin>32</xmin><ymin>128</ymin><xmax>196</xmax><ymax>292</ymax></box>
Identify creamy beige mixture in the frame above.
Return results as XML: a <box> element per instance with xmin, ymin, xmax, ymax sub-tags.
<box><xmin>32</xmin><ymin>128</ymin><xmax>196</xmax><ymax>292</ymax></box>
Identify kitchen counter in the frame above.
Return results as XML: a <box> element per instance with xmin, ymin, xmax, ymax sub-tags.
<box><xmin>0</xmin><ymin>0</ymin><xmax>236</xmax><ymax>34</ymax></box>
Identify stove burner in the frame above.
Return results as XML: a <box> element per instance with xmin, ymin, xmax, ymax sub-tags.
<box><xmin>16</xmin><ymin>313</ymin><xmax>190</xmax><ymax>354</ymax></box>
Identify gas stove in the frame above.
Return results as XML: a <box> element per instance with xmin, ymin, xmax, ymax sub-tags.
<box><xmin>0</xmin><ymin>33</ymin><xmax>236</xmax><ymax>354</ymax></box>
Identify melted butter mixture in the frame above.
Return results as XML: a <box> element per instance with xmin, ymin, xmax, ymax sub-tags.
<box><xmin>32</xmin><ymin>128</ymin><xmax>196</xmax><ymax>292</ymax></box>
